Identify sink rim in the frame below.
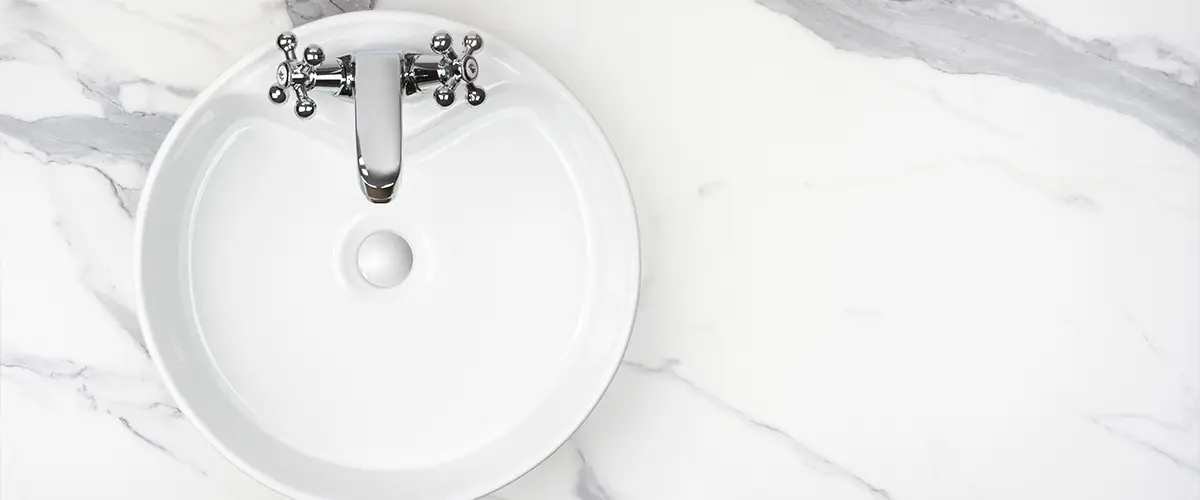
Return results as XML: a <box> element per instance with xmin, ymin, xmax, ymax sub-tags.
<box><xmin>135</xmin><ymin>10</ymin><xmax>639</xmax><ymax>500</ymax></box>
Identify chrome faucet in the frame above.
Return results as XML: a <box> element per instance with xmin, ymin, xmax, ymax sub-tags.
<box><xmin>267</xmin><ymin>31</ymin><xmax>486</xmax><ymax>203</ymax></box>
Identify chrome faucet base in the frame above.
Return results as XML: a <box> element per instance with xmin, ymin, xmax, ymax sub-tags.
<box><xmin>267</xmin><ymin>31</ymin><xmax>486</xmax><ymax>203</ymax></box>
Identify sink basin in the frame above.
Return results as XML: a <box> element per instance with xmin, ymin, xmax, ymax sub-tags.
<box><xmin>135</xmin><ymin>11</ymin><xmax>639</xmax><ymax>500</ymax></box>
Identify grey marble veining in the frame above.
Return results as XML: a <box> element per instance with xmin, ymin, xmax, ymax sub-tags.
<box><xmin>0</xmin><ymin>350</ymin><xmax>201</xmax><ymax>470</ymax></box>
<box><xmin>758</xmin><ymin>0</ymin><xmax>1200</xmax><ymax>154</ymax></box>
<box><xmin>286</xmin><ymin>0</ymin><xmax>374</xmax><ymax>26</ymax></box>
<box><xmin>624</xmin><ymin>359</ymin><xmax>893</xmax><ymax>500</ymax></box>
<box><xmin>0</xmin><ymin>0</ymin><xmax>372</xmax><ymax>169</ymax></box>
<box><xmin>573</xmin><ymin>449</ymin><xmax>614</xmax><ymax>500</ymax></box>
<box><xmin>0</xmin><ymin>102</ymin><xmax>172</xmax><ymax>167</ymax></box>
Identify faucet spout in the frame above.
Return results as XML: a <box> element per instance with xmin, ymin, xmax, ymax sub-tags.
<box><xmin>353</xmin><ymin>54</ymin><xmax>404</xmax><ymax>203</ymax></box>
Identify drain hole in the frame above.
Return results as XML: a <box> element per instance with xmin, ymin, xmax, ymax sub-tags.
<box><xmin>356</xmin><ymin>231</ymin><xmax>413</xmax><ymax>288</ymax></box>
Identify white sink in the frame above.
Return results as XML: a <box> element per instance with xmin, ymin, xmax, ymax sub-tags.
<box><xmin>135</xmin><ymin>11</ymin><xmax>639</xmax><ymax>500</ymax></box>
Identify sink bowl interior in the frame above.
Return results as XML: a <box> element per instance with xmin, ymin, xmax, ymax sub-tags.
<box><xmin>137</xmin><ymin>12</ymin><xmax>638</xmax><ymax>500</ymax></box>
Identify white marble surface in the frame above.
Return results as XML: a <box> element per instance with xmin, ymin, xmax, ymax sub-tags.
<box><xmin>1</xmin><ymin>0</ymin><xmax>1197</xmax><ymax>498</ymax></box>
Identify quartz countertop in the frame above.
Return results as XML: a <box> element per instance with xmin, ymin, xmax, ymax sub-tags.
<box><xmin>1</xmin><ymin>0</ymin><xmax>1197</xmax><ymax>499</ymax></box>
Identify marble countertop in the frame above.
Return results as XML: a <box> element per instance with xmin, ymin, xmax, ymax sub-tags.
<box><xmin>1</xmin><ymin>0</ymin><xmax>1197</xmax><ymax>498</ymax></box>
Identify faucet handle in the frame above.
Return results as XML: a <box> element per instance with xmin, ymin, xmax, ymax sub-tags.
<box><xmin>267</xmin><ymin>32</ymin><xmax>324</xmax><ymax>119</ymax></box>
<box><xmin>429</xmin><ymin>31</ymin><xmax>487</xmax><ymax>108</ymax></box>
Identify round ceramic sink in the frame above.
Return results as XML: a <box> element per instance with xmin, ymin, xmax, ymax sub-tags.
<box><xmin>135</xmin><ymin>11</ymin><xmax>638</xmax><ymax>500</ymax></box>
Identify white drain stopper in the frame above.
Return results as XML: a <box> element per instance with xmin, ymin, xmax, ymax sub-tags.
<box><xmin>356</xmin><ymin>231</ymin><xmax>413</xmax><ymax>288</ymax></box>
